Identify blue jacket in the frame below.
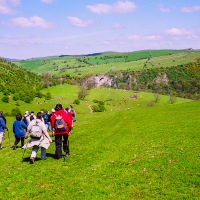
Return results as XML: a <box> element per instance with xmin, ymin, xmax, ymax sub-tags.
<box><xmin>0</xmin><ymin>117</ymin><xmax>7</xmax><ymax>132</ymax></box>
<box><xmin>13</xmin><ymin>120</ymin><xmax>27</xmax><ymax>138</ymax></box>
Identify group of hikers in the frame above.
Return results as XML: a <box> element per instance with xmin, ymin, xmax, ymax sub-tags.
<box><xmin>0</xmin><ymin>104</ymin><xmax>76</xmax><ymax>164</ymax></box>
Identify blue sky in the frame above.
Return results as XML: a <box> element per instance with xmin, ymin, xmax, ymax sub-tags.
<box><xmin>0</xmin><ymin>0</ymin><xmax>200</xmax><ymax>59</ymax></box>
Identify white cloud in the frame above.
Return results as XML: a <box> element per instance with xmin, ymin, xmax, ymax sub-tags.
<box><xmin>0</xmin><ymin>0</ymin><xmax>15</xmax><ymax>14</ymax></box>
<box><xmin>40</xmin><ymin>0</ymin><xmax>55</xmax><ymax>4</ymax></box>
<box><xmin>86</xmin><ymin>0</ymin><xmax>137</xmax><ymax>14</ymax></box>
<box><xmin>159</xmin><ymin>5</ymin><xmax>175</xmax><ymax>13</ymax></box>
<box><xmin>10</xmin><ymin>16</ymin><xmax>53</xmax><ymax>28</ymax></box>
<box><xmin>67</xmin><ymin>16</ymin><xmax>94</xmax><ymax>27</ymax></box>
<box><xmin>165</xmin><ymin>28</ymin><xmax>195</xmax><ymax>37</ymax></box>
<box><xmin>128</xmin><ymin>34</ymin><xmax>162</xmax><ymax>41</ymax></box>
<box><xmin>181</xmin><ymin>6</ymin><xmax>200</xmax><ymax>13</ymax></box>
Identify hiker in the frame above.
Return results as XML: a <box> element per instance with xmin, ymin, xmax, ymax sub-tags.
<box><xmin>0</xmin><ymin>111</ymin><xmax>7</xmax><ymax>124</ymax></box>
<box><xmin>12</xmin><ymin>113</ymin><xmax>27</xmax><ymax>150</ymax></box>
<box><xmin>68</xmin><ymin>105</ymin><xmax>76</xmax><ymax>122</ymax></box>
<box><xmin>49</xmin><ymin>108</ymin><xmax>55</xmax><ymax>136</ymax></box>
<box><xmin>0</xmin><ymin>112</ymin><xmax>8</xmax><ymax>150</ymax></box>
<box><xmin>43</xmin><ymin>110</ymin><xmax>50</xmax><ymax>131</ymax></box>
<box><xmin>23</xmin><ymin>111</ymin><xmax>30</xmax><ymax>125</ymax></box>
<box><xmin>51</xmin><ymin>103</ymin><xmax>73</xmax><ymax>159</ymax></box>
<box><xmin>29</xmin><ymin>111</ymin><xmax>36</xmax><ymax>122</ymax></box>
<box><xmin>24</xmin><ymin>111</ymin><xmax>52</xmax><ymax>164</ymax></box>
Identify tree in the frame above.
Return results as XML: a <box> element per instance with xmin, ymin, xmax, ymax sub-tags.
<box><xmin>78</xmin><ymin>86</ymin><xmax>89</xmax><ymax>100</ymax></box>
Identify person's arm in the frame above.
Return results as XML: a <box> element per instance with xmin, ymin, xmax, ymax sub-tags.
<box><xmin>25</xmin><ymin>124</ymin><xmax>31</xmax><ymax>138</ymax></box>
<box><xmin>13</xmin><ymin>122</ymin><xmax>15</xmax><ymax>134</ymax></box>
<box><xmin>1</xmin><ymin>118</ymin><xmax>7</xmax><ymax>130</ymax></box>
<box><xmin>43</xmin><ymin>130</ymin><xmax>52</xmax><ymax>142</ymax></box>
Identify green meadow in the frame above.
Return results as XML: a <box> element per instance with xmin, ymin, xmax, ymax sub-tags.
<box><xmin>14</xmin><ymin>50</ymin><xmax>200</xmax><ymax>77</ymax></box>
<box><xmin>0</xmin><ymin>84</ymin><xmax>199</xmax><ymax>199</ymax></box>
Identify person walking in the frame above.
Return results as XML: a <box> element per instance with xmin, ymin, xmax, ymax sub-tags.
<box><xmin>24</xmin><ymin>112</ymin><xmax>52</xmax><ymax>164</ymax></box>
<box><xmin>23</xmin><ymin>111</ymin><xmax>30</xmax><ymax>125</ymax></box>
<box><xmin>51</xmin><ymin>103</ymin><xmax>73</xmax><ymax>159</ymax></box>
<box><xmin>12</xmin><ymin>113</ymin><xmax>27</xmax><ymax>150</ymax></box>
<box><xmin>0</xmin><ymin>112</ymin><xmax>8</xmax><ymax>150</ymax></box>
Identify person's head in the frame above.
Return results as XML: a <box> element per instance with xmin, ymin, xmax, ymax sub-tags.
<box><xmin>16</xmin><ymin>113</ymin><xmax>22</xmax><ymax>121</ymax></box>
<box><xmin>36</xmin><ymin>112</ymin><xmax>43</xmax><ymax>120</ymax></box>
<box><xmin>0</xmin><ymin>111</ymin><xmax>3</xmax><ymax>117</ymax></box>
<box><xmin>65</xmin><ymin>107</ymin><xmax>69</xmax><ymax>111</ymax></box>
<box><xmin>24</xmin><ymin>111</ymin><xmax>29</xmax><ymax>116</ymax></box>
<box><xmin>51</xmin><ymin>108</ymin><xmax>55</xmax><ymax>113</ymax></box>
<box><xmin>55</xmin><ymin>103</ymin><xmax>63</xmax><ymax>111</ymax></box>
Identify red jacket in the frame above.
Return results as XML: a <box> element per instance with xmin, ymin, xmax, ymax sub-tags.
<box><xmin>51</xmin><ymin>109</ymin><xmax>73</xmax><ymax>135</ymax></box>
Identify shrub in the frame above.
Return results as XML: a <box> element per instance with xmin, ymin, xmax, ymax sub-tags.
<box><xmin>2</xmin><ymin>96</ymin><xmax>9</xmax><ymax>103</ymax></box>
<box><xmin>73</xmin><ymin>99</ymin><xmax>80</xmax><ymax>105</ymax></box>
<box><xmin>92</xmin><ymin>105</ymin><xmax>100</xmax><ymax>112</ymax></box>
<box><xmin>11</xmin><ymin>107</ymin><xmax>21</xmax><ymax>116</ymax></box>
<box><xmin>98</xmin><ymin>101</ymin><xmax>104</xmax><ymax>105</ymax></box>
<box><xmin>99</xmin><ymin>105</ymin><xmax>106</xmax><ymax>112</ymax></box>
<box><xmin>92</xmin><ymin>104</ymin><xmax>106</xmax><ymax>112</ymax></box>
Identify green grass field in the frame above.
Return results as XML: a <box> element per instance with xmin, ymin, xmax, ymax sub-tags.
<box><xmin>0</xmin><ymin>85</ymin><xmax>199</xmax><ymax>199</ymax></box>
<box><xmin>14</xmin><ymin>50</ymin><xmax>200</xmax><ymax>77</ymax></box>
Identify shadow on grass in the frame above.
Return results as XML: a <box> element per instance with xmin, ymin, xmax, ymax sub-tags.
<box><xmin>22</xmin><ymin>152</ymin><xmax>58</xmax><ymax>163</ymax></box>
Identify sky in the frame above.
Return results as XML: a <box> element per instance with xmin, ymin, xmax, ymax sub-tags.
<box><xmin>0</xmin><ymin>0</ymin><xmax>200</xmax><ymax>59</ymax></box>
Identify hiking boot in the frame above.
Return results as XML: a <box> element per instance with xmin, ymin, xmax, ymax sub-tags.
<box><xmin>30</xmin><ymin>157</ymin><xmax>35</xmax><ymax>164</ymax></box>
<box><xmin>66</xmin><ymin>152</ymin><xmax>70</xmax><ymax>157</ymax></box>
<box><xmin>13</xmin><ymin>145</ymin><xmax>17</xmax><ymax>150</ymax></box>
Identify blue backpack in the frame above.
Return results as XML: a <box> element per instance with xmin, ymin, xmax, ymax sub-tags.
<box><xmin>55</xmin><ymin>115</ymin><xmax>67</xmax><ymax>131</ymax></box>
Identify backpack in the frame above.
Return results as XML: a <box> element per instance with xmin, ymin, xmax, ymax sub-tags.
<box><xmin>70</xmin><ymin>109</ymin><xmax>76</xmax><ymax>122</ymax></box>
<box><xmin>30</xmin><ymin>115</ymin><xmax>34</xmax><ymax>121</ymax></box>
<box><xmin>30</xmin><ymin>121</ymin><xmax>43</xmax><ymax>139</ymax></box>
<box><xmin>54</xmin><ymin>115</ymin><xmax>67</xmax><ymax>132</ymax></box>
<box><xmin>70</xmin><ymin>109</ymin><xmax>76</xmax><ymax>117</ymax></box>
<box><xmin>23</xmin><ymin>116</ymin><xmax>28</xmax><ymax>125</ymax></box>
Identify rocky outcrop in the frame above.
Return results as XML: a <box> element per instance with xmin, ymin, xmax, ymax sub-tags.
<box><xmin>83</xmin><ymin>75</ymin><xmax>113</xmax><ymax>87</ymax></box>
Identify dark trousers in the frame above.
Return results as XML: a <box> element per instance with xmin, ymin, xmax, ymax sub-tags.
<box><xmin>55</xmin><ymin>134</ymin><xmax>69</xmax><ymax>159</ymax></box>
<box><xmin>14</xmin><ymin>136</ymin><xmax>25</xmax><ymax>147</ymax></box>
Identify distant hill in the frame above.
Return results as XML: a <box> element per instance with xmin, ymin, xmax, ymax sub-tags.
<box><xmin>0</xmin><ymin>58</ymin><xmax>55</xmax><ymax>103</ymax></box>
<box><xmin>7</xmin><ymin>49</ymin><xmax>200</xmax><ymax>100</ymax></box>
<box><xmin>13</xmin><ymin>49</ymin><xmax>200</xmax><ymax>76</ymax></box>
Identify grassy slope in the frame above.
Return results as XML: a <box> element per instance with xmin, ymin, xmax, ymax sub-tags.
<box><xmin>0</xmin><ymin>85</ymin><xmax>199</xmax><ymax>199</ymax></box>
<box><xmin>13</xmin><ymin>50</ymin><xmax>200</xmax><ymax>77</ymax></box>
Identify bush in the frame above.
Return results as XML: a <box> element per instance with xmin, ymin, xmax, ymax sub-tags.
<box><xmin>73</xmin><ymin>99</ymin><xmax>80</xmax><ymax>105</ymax></box>
<box><xmin>92</xmin><ymin>105</ymin><xmax>100</xmax><ymax>112</ymax></box>
<box><xmin>99</xmin><ymin>105</ymin><xmax>106</xmax><ymax>112</ymax></box>
<box><xmin>98</xmin><ymin>101</ymin><xmax>104</xmax><ymax>105</ymax></box>
<box><xmin>2</xmin><ymin>96</ymin><xmax>9</xmax><ymax>103</ymax></box>
<box><xmin>11</xmin><ymin>107</ymin><xmax>21</xmax><ymax>116</ymax></box>
<box><xmin>92</xmin><ymin>104</ymin><xmax>106</xmax><ymax>112</ymax></box>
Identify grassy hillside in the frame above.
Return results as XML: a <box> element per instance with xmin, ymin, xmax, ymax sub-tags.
<box><xmin>0</xmin><ymin>58</ymin><xmax>50</xmax><ymax>103</ymax></box>
<box><xmin>0</xmin><ymin>85</ymin><xmax>198</xmax><ymax>199</ymax></box>
<box><xmin>13</xmin><ymin>49</ymin><xmax>200</xmax><ymax>77</ymax></box>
